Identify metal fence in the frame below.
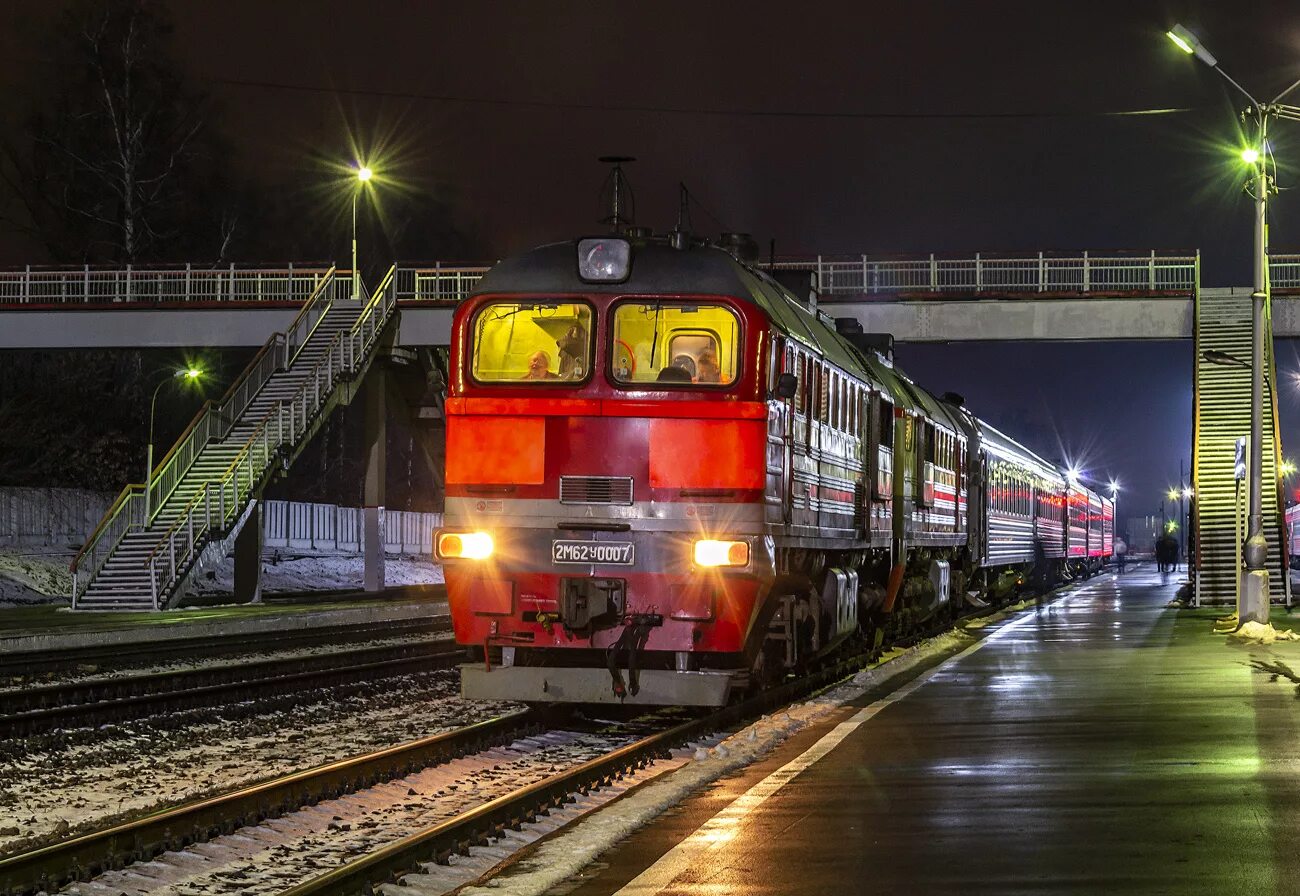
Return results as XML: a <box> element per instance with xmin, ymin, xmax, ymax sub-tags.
<box><xmin>263</xmin><ymin>500</ymin><xmax>443</xmax><ymax>556</ymax></box>
<box><xmin>0</xmin><ymin>264</ymin><xmax>331</xmax><ymax>305</ymax></box>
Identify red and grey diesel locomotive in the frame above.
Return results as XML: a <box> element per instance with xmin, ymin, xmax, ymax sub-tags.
<box><xmin>436</xmin><ymin>233</ymin><xmax>1113</xmax><ymax>705</ymax></box>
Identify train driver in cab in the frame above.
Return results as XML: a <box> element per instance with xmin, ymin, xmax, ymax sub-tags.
<box><xmin>695</xmin><ymin>347</ymin><xmax>721</xmax><ymax>384</ymax></box>
<box><xmin>523</xmin><ymin>349</ymin><xmax>558</xmax><ymax>380</ymax></box>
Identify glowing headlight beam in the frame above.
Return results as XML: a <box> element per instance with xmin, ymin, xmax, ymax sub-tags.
<box><xmin>437</xmin><ymin>531</ymin><xmax>494</xmax><ymax>560</ymax></box>
<box><xmin>694</xmin><ymin>540</ymin><xmax>750</xmax><ymax>567</ymax></box>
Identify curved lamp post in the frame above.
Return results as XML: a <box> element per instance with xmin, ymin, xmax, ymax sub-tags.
<box><xmin>1168</xmin><ymin>24</ymin><xmax>1300</xmax><ymax>623</ymax></box>
<box><xmin>145</xmin><ymin>367</ymin><xmax>202</xmax><ymax>522</ymax></box>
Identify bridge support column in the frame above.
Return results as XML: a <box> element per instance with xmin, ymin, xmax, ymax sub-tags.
<box><xmin>363</xmin><ymin>371</ymin><xmax>387</xmax><ymax>593</ymax></box>
<box><xmin>234</xmin><ymin>501</ymin><xmax>263</xmax><ymax>604</ymax></box>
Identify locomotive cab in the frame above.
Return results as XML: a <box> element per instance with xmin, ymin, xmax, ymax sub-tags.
<box><xmin>438</xmin><ymin>238</ymin><xmax>777</xmax><ymax>705</ymax></box>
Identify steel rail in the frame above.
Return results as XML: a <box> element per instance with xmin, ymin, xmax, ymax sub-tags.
<box><xmin>0</xmin><ymin>631</ymin><xmax>457</xmax><ymax>738</ymax></box>
<box><xmin>0</xmin><ymin>708</ymin><xmax>551</xmax><ymax>896</ymax></box>
<box><xmin>0</xmin><ymin>589</ymin><xmax>448</xmax><ymax>678</ymax></box>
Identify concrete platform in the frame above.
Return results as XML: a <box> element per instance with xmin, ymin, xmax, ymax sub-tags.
<box><xmin>0</xmin><ymin>585</ymin><xmax>446</xmax><ymax>655</ymax></box>
<box><xmin>546</xmin><ymin>569</ymin><xmax>1300</xmax><ymax>895</ymax></box>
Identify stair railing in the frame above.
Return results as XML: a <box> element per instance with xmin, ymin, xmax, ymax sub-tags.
<box><xmin>69</xmin><ymin>485</ymin><xmax>146</xmax><ymax>608</ymax></box>
<box><xmin>286</xmin><ymin>270</ymin><xmax>349</xmax><ymax>368</ymax></box>
<box><xmin>140</xmin><ymin>269</ymin><xmax>399</xmax><ymax>605</ymax></box>
<box><xmin>144</xmin><ymin>334</ymin><xmax>347</xmax><ymax>603</ymax></box>
<box><xmin>143</xmin><ymin>267</ymin><xmax>340</xmax><ymax>521</ymax></box>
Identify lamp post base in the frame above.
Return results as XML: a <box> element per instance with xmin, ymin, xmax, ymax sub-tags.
<box><xmin>1241</xmin><ymin>568</ymin><xmax>1270</xmax><ymax>627</ymax></box>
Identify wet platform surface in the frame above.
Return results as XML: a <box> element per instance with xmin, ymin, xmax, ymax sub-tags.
<box><xmin>559</xmin><ymin>569</ymin><xmax>1300</xmax><ymax>895</ymax></box>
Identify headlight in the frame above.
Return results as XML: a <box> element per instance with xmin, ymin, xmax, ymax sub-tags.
<box><xmin>436</xmin><ymin>531</ymin><xmax>494</xmax><ymax>560</ymax></box>
<box><xmin>577</xmin><ymin>237</ymin><xmax>631</xmax><ymax>282</ymax></box>
<box><xmin>694</xmin><ymin>539</ymin><xmax>749</xmax><ymax>567</ymax></box>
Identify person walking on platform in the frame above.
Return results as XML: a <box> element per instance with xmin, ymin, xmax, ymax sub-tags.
<box><xmin>1114</xmin><ymin>536</ymin><xmax>1128</xmax><ymax>574</ymax></box>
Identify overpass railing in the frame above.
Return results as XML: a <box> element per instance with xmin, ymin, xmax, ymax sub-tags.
<box><xmin>394</xmin><ymin>264</ymin><xmax>488</xmax><ymax>303</ymax></box>
<box><xmin>0</xmin><ymin>263</ymin><xmax>331</xmax><ymax>305</ymax></box>
<box><xmin>15</xmin><ymin>253</ymin><xmax>1300</xmax><ymax>309</ymax></box>
<box><xmin>769</xmin><ymin>251</ymin><xmax>1203</xmax><ymax>295</ymax></box>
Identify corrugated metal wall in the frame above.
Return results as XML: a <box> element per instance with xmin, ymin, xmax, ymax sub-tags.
<box><xmin>0</xmin><ymin>489</ymin><xmax>442</xmax><ymax>556</ymax></box>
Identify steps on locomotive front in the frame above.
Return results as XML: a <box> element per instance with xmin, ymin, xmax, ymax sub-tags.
<box><xmin>1192</xmin><ymin>288</ymin><xmax>1286</xmax><ymax>603</ymax></box>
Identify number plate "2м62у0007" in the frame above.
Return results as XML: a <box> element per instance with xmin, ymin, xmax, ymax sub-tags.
<box><xmin>551</xmin><ymin>540</ymin><xmax>635</xmax><ymax>565</ymax></box>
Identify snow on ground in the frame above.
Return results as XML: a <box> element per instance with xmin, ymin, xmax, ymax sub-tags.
<box><xmin>186</xmin><ymin>550</ymin><xmax>444</xmax><ymax>598</ymax></box>
<box><xmin>0</xmin><ymin>549</ymin><xmax>73</xmax><ymax>607</ymax></box>
<box><xmin>1227</xmin><ymin>620</ymin><xmax>1300</xmax><ymax>645</ymax></box>
<box><xmin>60</xmin><ymin>728</ymin><xmax>651</xmax><ymax>896</ymax></box>
<box><xmin>0</xmin><ymin>669</ymin><xmax>520</xmax><ymax>857</ymax></box>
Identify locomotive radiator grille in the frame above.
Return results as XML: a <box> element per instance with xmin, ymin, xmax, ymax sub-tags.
<box><xmin>560</xmin><ymin>476</ymin><xmax>635</xmax><ymax>505</ymax></box>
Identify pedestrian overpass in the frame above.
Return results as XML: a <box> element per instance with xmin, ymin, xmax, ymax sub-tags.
<box><xmin>3</xmin><ymin>249</ymin><xmax>1293</xmax><ymax>608</ymax></box>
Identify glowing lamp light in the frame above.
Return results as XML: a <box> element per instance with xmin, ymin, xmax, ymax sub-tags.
<box><xmin>1281</xmin><ymin>460</ymin><xmax>1297</xmax><ymax>477</ymax></box>
<box><xmin>184</xmin><ymin>367</ymin><xmax>202</xmax><ymax>380</ymax></box>
<box><xmin>694</xmin><ymin>539</ymin><xmax>750</xmax><ymax>567</ymax></box>
<box><xmin>357</xmin><ymin>166</ymin><xmax>373</xmax><ymax>182</ymax></box>
<box><xmin>1241</xmin><ymin>148</ymin><xmax>1260</xmax><ymax>165</ymax></box>
<box><xmin>437</xmin><ymin>531</ymin><xmax>493</xmax><ymax>560</ymax></box>
<box><xmin>1182</xmin><ymin>487</ymin><xmax>1194</xmax><ymax>498</ymax></box>
<box><xmin>1166</xmin><ymin>29</ymin><xmax>1195</xmax><ymax>55</ymax></box>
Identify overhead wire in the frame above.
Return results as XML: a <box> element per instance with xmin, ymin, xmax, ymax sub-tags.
<box><xmin>197</xmin><ymin>74</ymin><xmax>1198</xmax><ymax>120</ymax></box>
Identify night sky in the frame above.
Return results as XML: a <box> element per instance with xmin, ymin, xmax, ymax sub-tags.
<box><xmin>4</xmin><ymin>0</ymin><xmax>1300</xmax><ymax>521</ymax></box>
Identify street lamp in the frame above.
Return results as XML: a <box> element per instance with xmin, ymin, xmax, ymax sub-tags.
<box><xmin>145</xmin><ymin>367</ymin><xmax>202</xmax><ymax>523</ymax></box>
<box><xmin>352</xmin><ymin>164</ymin><xmax>374</xmax><ymax>301</ymax></box>
<box><xmin>1168</xmin><ymin>23</ymin><xmax>1300</xmax><ymax>624</ymax></box>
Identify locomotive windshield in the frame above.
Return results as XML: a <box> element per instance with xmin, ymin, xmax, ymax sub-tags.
<box><xmin>610</xmin><ymin>301</ymin><xmax>739</xmax><ymax>386</ymax></box>
<box><xmin>470</xmin><ymin>301</ymin><xmax>593</xmax><ymax>383</ymax></box>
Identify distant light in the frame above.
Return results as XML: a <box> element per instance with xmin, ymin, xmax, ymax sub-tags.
<box><xmin>357</xmin><ymin>166</ymin><xmax>373</xmax><ymax>182</ymax></box>
<box><xmin>1241</xmin><ymin>148</ymin><xmax>1260</xmax><ymax>165</ymax></box>
<box><xmin>184</xmin><ymin>367</ymin><xmax>202</xmax><ymax>380</ymax></box>
<box><xmin>1282</xmin><ymin>460</ymin><xmax>1297</xmax><ymax>477</ymax></box>
<box><xmin>1168</xmin><ymin>488</ymin><xmax>1180</xmax><ymax>501</ymax></box>
<box><xmin>1108</xmin><ymin>479</ymin><xmax>1121</xmax><ymax>496</ymax></box>
<box><xmin>1066</xmin><ymin>467</ymin><xmax>1080</xmax><ymax>484</ymax></box>
<box><xmin>1165</xmin><ymin>520</ymin><xmax>1179</xmax><ymax>533</ymax></box>
<box><xmin>1182</xmin><ymin>487</ymin><xmax>1194</xmax><ymax>498</ymax></box>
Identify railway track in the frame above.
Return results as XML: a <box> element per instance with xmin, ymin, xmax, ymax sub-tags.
<box><xmin>0</xmin><ymin>629</ymin><xmax>461</xmax><ymax>739</ymax></box>
<box><xmin>0</xmin><ymin>581</ymin><xmax>1087</xmax><ymax>896</ymax></box>
<box><xmin>0</xmin><ymin>615</ymin><xmax>448</xmax><ymax>682</ymax></box>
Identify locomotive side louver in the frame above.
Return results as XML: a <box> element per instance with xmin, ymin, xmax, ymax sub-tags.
<box><xmin>560</xmin><ymin>476</ymin><xmax>634</xmax><ymax>505</ymax></box>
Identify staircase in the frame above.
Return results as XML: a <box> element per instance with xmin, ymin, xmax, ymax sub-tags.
<box><xmin>1192</xmin><ymin>287</ymin><xmax>1287</xmax><ymax>604</ymax></box>
<box><xmin>71</xmin><ymin>267</ymin><xmax>401</xmax><ymax>610</ymax></box>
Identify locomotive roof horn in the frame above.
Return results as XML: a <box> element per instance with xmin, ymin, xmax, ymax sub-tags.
<box><xmin>598</xmin><ymin>156</ymin><xmax>637</xmax><ymax>233</ymax></box>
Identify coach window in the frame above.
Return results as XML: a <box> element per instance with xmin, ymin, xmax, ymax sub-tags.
<box><xmin>470</xmin><ymin>301</ymin><xmax>594</xmax><ymax>383</ymax></box>
<box><xmin>610</xmin><ymin>301</ymin><xmax>740</xmax><ymax>386</ymax></box>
